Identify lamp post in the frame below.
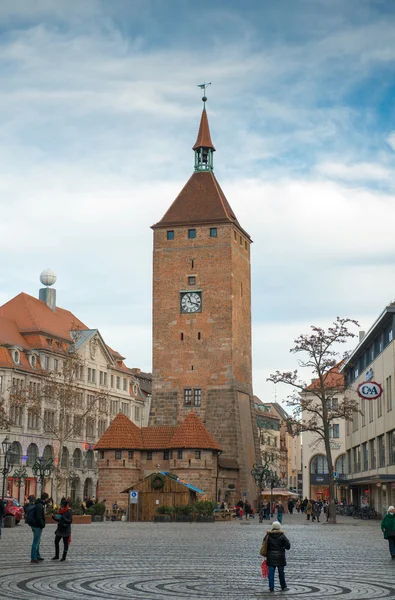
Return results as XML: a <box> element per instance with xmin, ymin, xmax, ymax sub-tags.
<box><xmin>1</xmin><ymin>437</ymin><xmax>15</xmax><ymax>501</ymax></box>
<box><xmin>251</xmin><ymin>464</ymin><xmax>286</xmax><ymax>522</ymax></box>
<box><xmin>12</xmin><ymin>466</ymin><xmax>28</xmax><ymax>503</ymax></box>
<box><xmin>32</xmin><ymin>456</ymin><xmax>55</xmax><ymax>495</ymax></box>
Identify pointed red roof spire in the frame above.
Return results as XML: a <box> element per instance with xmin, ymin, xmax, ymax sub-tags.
<box><xmin>94</xmin><ymin>412</ymin><xmax>143</xmax><ymax>450</ymax></box>
<box><xmin>193</xmin><ymin>107</ymin><xmax>216</xmax><ymax>151</ymax></box>
<box><xmin>169</xmin><ymin>412</ymin><xmax>222</xmax><ymax>451</ymax></box>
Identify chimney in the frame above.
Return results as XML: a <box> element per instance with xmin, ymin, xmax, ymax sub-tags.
<box><xmin>39</xmin><ymin>269</ymin><xmax>57</xmax><ymax>311</ymax></box>
<box><xmin>359</xmin><ymin>330</ymin><xmax>365</xmax><ymax>343</ymax></box>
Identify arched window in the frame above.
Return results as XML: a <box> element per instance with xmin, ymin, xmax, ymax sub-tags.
<box><xmin>61</xmin><ymin>447</ymin><xmax>69</xmax><ymax>468</ymax></box>
<box><xmin>83</xmin><ymin>477</ymin><xmax>94</xmax><ymax>498</ymax></box>
<box><xmin>73</xmin><ymin>448</ymin><xmax>82</xmax><ymax>469</ymax></box>
<box><xmin>10</xmin><ymin>441</ymin><xmax>22</xmax><ymax>465</ymax></box>
<box><xmin>310</xmin><ymin>454</ymin><xmax>328</xmax><ymax>474</ymax></box>
<box><xmin>43</xmin><ymin>445</ymin><xmax>53</xmax><ymax>462</ymax></box>
<box><xmin>86</xmin><ymin>450</ymin><xmax>94</xmax><ymax>470</ymax></box>
<box><xmin>27</xmin><ymin>443</ymin><xmax>39</xmax><ymax>467</ymax></box>
<box><xmin>335</xmin><ymin>454</ymin><xmax>347</xmax><ymax>476</ymax></box>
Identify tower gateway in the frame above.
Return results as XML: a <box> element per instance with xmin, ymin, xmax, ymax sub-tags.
<box><xmin>150</xmin><ymin>95</ymin><xmax>260</xmax><ymax>503</ymax></box>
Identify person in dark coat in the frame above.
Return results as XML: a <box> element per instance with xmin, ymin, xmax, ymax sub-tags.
<box><xmin>30</xmin><ymin>492</ymin><xmax>49</xmax><ymax>563</ymax></box>
<box><xmin>52</xmin><ymin>498</ymin><xmax>72</xmax><ymax>561</ymax></box>
<box><xmin>265</xmin><ymin>501</ymin><xmax>271</xmax><ymax>520</ymax></box>
<box><xmin>287</xmin><ymin>500</ymin><xmax>294</xmax><ymax>515</ymax></box>
<box><xmin>265</xmin><ymin>521</ymin><xmax>291</xmax><ymax>592</ymax></box>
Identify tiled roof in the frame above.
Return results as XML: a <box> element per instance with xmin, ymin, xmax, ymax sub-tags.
<box><xmin>152</xmin><ymin>171</ymin><xmax>248</xmax><ymax>234</ymax></box>
<box><xmin>0</xmin><ymin>315</ymin><xmax>29</xmax><ymax>348</ymax></box>
<box><xmin>141</xmin><ymin>427</ymin><xmax>176</xmax><ymax>449</ymax></box>
<box><xmin>0</xmin><ymin>293</ymin><xmax>87</xmax><ymax>342</ymax></box>
<box><xmin>168</xmin><ymin>413</ymin><xmax>222</xmax><ymax>451</ymax></box>
<box><xmin>95</xmin><ymin>412</ymin><xmax>222</xmax><ymax>451</ymax></box>
<box><xmin>192</xmin><ymin>107</ymin><xmax>215</xmax><ymax>151</ymax></box>
<box><xmin>95</xmin><ymin>413</ymin><xmax>143</xmax><ymax>450</ymax></box>
<box><xmin>305</xmin><ymin>362</ymin><xmax>344</xmax><ymax>392</ymax></box>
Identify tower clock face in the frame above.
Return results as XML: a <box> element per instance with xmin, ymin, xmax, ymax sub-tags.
<box><xmin>180</xmin><ymin>291</ymin><xmax>202</xmax><ymax>313</ymax></box>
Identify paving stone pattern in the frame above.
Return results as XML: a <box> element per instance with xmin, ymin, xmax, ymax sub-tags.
<box><xmin>0</xmin><ymin>514</ymin><xmax>394</xmax><ymax>600</ymax></box>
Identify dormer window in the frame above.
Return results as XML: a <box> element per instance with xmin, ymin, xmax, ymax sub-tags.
<box><xmin>30</xmin><ymin>355</ymin><xmax>36</xmax><ymax>368</ymax></box>
<box><xmin>13</xmin><ymin>350</ymin><xmax>20</xmax><ymax>364</ymax></box>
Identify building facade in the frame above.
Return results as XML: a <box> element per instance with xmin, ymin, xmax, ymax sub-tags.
<box><xmin>343</xmin><ymin>306</ymin><xmax>395</xmax><ymax>514</ymax></box>
<box><xmin>0</xmin><ymin>272</ymin><xmax>151</xmax><ymax>502</ymax></box>
<box><xmin>149</xmin><ymin>99</ymin><xmax>260</xmax><ymax>503</ymax></box>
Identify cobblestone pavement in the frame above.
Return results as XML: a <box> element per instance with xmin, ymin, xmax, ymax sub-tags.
<box><xmin>0</xmin><ymin>514</ymin><xmax>394</xmax><ymax>600</ymax></box>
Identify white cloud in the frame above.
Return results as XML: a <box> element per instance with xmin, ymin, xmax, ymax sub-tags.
<box><xmin>387</xmin><ymin>132</ymin><xmax>395</xmax><ymax>151</ymax></box>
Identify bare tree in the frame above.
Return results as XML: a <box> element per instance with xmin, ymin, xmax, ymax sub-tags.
<box><xmin>10</xmin><ymin>347</ymin><xmax>108</xmax><ymax>502</ymax></box>
<box><xmin>267</xmin><ymin>317</ymin><xmax>360</xmax><ymax>523</ymax></box>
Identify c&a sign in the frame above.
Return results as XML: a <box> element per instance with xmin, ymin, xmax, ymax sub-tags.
<box><xmin>357</xmin><ymin>382</ymin><xmax>383</xmax><ymax>400</ymax></box>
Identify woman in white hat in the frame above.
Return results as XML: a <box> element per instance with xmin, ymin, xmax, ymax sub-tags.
<box><xmin>265</xmin><ymin>520</ymin><xmax>291</xmax><ymax>592</ymax></box>
<box><xmin>381</xmin><ymin>506</ymin><xmax>395</xmax><ymax>558</ymax></box>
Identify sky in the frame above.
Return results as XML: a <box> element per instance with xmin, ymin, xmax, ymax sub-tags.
<box><xmin>1</xmin><ymin>0</ymin><xmax>395</xmax><ymax>404</ymax></box>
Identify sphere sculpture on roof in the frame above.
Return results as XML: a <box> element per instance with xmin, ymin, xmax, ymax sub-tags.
<box><xmin>40</xmin><ymin>269</ymin><xmax>57</xmax><ymax>287</ymax></box>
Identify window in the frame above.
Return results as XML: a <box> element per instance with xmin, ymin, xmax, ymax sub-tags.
<box><xmin>188</xmin><ymin>276</ymin><xmax>196</xmax><ymax>285</ymax></box>
<box><xmin>111</xmin><ymin>375</ymin><xmax>114</xmax><ymax>387</ymax></box>
<box><xmin>98</xmin><ymin>420</ymin><xmax>107</xmax><ymax>437</ymax></box>
<box><xmin>167</xmin><ymin>230</ymin><xmax>174</xmax><ymax>240</ymax></box>
<box><xmin>388</xmin><ymin>431</ymin><xmax>395</xmax><ymax>465</ymax></box>
<box><xmin>88</xmin><ymin>368</ymin><xmax>92</xmax><ymax>382</ymax></box>
<box><xmin>188</xmin><ymin>229</ymin><xmax>196</xmax><ymax>239</ymax></box>
<box><xmin>352</xmin><ymin>410</ymin><xmax>359</xmax><ymax>432</ymax></box>
<box><xmin>10</xmin><ymin>404</ymin><xmax>22</xmax><ymax>427</ymax></box>
<box><xmin>100</xmin><ymin>371</ymin><xmax>103</xmax><ymax>385</ymax></box>
<box><xmin>195</xmin><ymin>450</ymin><xmax>201</xmax><ymax>460</ymax></box>
<box><xmin>111</xmin><ymin>400</ymin><xmax>119</xmax><ymax>414</ymax></box>
<box><xmin>44</xmin><ymin>356</ymin><xmax>49</xmax><ymax>370</ymax></box>
<box><xmin>121</xmin><ymin>402</ymin><xmax>129</xmax><ymax>417</ymax></box>
<box><xmin>128</xmin><ymin>451</ymin><xmax>134</xmax><ymax>460</ymax></box>
<box><xmin>147</xmin><ymin>451</ymin><xmax>153</xmax><ymax>461</ymax></box>
<box><xmin>99</xmin><ymin>450</ymin><xmax>104</xmax><ymax>460</ymax></box>
<box><xmin>194</xmin><ymin>389</ymin><xmax>202</xmax><ymax>407</ymax></box>
<box><xmin>27</xmin><ymin>443</ymin><xmax>38</xmax><ymax>467</ymax></box>
<box><xmin>178</xmin><ymin>450</ymin><xmax>183</xmax><ymax>459</ymax></box>
<box><xmin>163</xmin><ymin>451</ymin><xmax>170</xmax><ymax>460</ymax></box>
<box><xmin>335</xmin><ymin>454</ymin><xmax>347</xmax><ymax>476</ymax></box>
<box><xmin>91</xmin><ymin>369</ymin><xmax>96</xmax><ymax>383</ymax></box>
<box><xmin>74</xmin><ymin>416</ymin><xmax>83</xmax><ymax>437</ymax></box>
<box><xmin>0</xmin><ymin>375</ymin><xmax>2</xmax><ymax>392</ymax></box>
<box><xmin>30</xmin><ymin>355</ymin><xmax>36</xmax><ymax>368</ymax></box>
<box><xmin>198</xmin><ymin>332</ymin><xmax>201</xmax><ymax>340</ymax></box>
<box><xmin>28</xmin><ymin>409</ymin><xmax>40</xmax><ymax>430</ymax></box>
<box><xmin>234</xmin><ymin>231</ymin><xmax>237</xmax><ymax>241</ymax></box>
<box><xmin>327</xmin><ymin>398</ymin><xmax>338</xmax><ymax>411</ymax></box>
<box><xmin>353</xmin><ymin>446</ymin><xmax>361</xmax><ymax>473</ymax></box>
<box><xmin>116</xmin><ymin>376</ymin><xmax>120</xmax><ymax>390</ymax></box>
<box><xmin>180</xmin><ymin>332</ymin><xmax>184</xmax><ymax>341</ymax></box>
<box><xmin>378</xmin><ymin>435</ymin><xmax>385</xmax><ymax>467</ymax></box>
<box><xmin>115</xmin><ymin>450</ymin><xmax>122</xmax><ymax>460</ymax></box>
<box><xmin>362</xmin><ymin>443</ymin><xmax>368</xmax><ymax>471</ymax></box>
<box><xmin>210</xmin><ymin>227</ymin><xmax>217</xmax><ymax>237</ymax></box>
<box><xmin>13</xmin><ymin>350</ymin><xmax>20</xmax><ymax>364</ymax></box>
<box><xmin>329</xmin><ymin>424</ymin><xmax>340</xmax><ymax>439</ymax></box>
<box><xmin>347</xmin><ymin>450</ymin><xmax>352</xmax><ymax>475</ymax></box>
<box><xmin>370</xmin><ymin>439</ymin><xmax>376</xmax><ymax>469</ymax></box>
<box><xmin>378</xmin><ymin>394</ymin><xmax>383</xmax><ymax>418</ymax></box>
<box><xmin>53</xmin><ymin>359</ymin><xmax>58</xmax><ymax>372</ymax></box>
<box><xmin>245</xmin><ymin>241</ymin><xmax>248</xmax><ymax>250</ymax></box>
<box><xmin>184</xmin><ymin>389</ymin><xmax>192</xmax><ymax>406</ymax></box>
<box><xmin>86</xmin><ymin>418</ymin><xmax>95</xmax><ymax>438</ymax></box>
<box><xmin>61</xmin><ymin>447</ymin><xmax>69</xmax><ymax>468</ymax></box>
<box><xmin>123</xmin><ymin>378</ymin><xmax>127</xmax><ymax>391</ymax></box>
<box><xmin>104</xmin><ymin>372</ymin><xmax>107</xmax><ymax>386</ymax></box>
<box><xmin>361</xmin><ymin>398</ymin><xmax>366</xmax><ymax>427</ymax></box>
<box><xmin>44</xmin><ymin>410</ymin><xmax>55</xmax><ymax>432</ymax></box>
<box><xmin>387</xmin><ymin>376</ymin><xmax>393</xmax><ymax>412</ymax></box>
<box><xmin>135</xmin><ymin>406</ymin><xmax>141</xmax><ymax>422</ymax></box>
<box><xmin>369</xmin><ymin>398</ymin><xmax>374</xmax><ymax>422</ymax></box>
<box><xmin>310</xmin><ymin>455</ymin><xmax>328</xmax><ymax>474</ymax></box>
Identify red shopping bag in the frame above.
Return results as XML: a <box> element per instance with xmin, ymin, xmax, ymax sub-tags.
<box><xmin>261</xmin><ymin>560</ymin><xmax>269</xmax><ymax>578</ymax></box>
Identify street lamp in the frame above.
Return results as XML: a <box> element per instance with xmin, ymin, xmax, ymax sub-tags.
<box><xmin>251</xmin><ymin>463</ymin><xmax>286</xmax><ymax>522</ymax></box>
<box><xmin>1</xmin><ymin>437</ymin><xmax>15</xmax><ymax>500</ymax></box>
<box><xmin>32</xmin><ymin>456</ymin><xmax>55</xmax><ymax>493</ymax></box>
<box><xmin>12</xmin><ymin>466</ymin><xmax>28</xmax><ymax>503</ymax></box>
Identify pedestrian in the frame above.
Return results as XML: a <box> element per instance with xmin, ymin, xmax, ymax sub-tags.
<box><xmin>0</xmin><ymin>496</ymin><xmax>4</xmax><ymax>539</ymax></box>
<box><xmin>306</xmin><ymin>500</ymin><xmax>313</xmax><ymax>521</ymax></box>
<box><xmin>276</xmin><ymin>502</ymin><xmax>284</xmax><ymax>524</ymax></box>
<box><xmin>52</xmin><ymin>497</ymin><xmax>72</xmax><ymax>562</ymax></box>
<box><xmin>265</xmin><ymin>501</ymin><xmax>271</xmax><ymax>520</ymax></box>
<box><xmin>245</xmin><ymin>501</ymin><xmax>252</xmax><ymax>520</ymax></box>
<box><xmin>313</xmin><ymin>502</ymin><xmax>321</xmax><ymax>522</ymax></box>
<box><xmin>29</xmin><ymin>492</ymin><xmax>49</xmax><ymax>563</ymax></box>
<box><xmin>288</xmin><ymin>500</ymin><xmax>294</xmax><ymax>515</ymax></box>
<box><xmin>381</xmin><ymin>505</ymin><xmax>395</xmax><ymax>559</ymax></box>
<box><xmin>265</xmin><ymin>521</ymin><xmax>291</xmax><ymax>592</ymax></box>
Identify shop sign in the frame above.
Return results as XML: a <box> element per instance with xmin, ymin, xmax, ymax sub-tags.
<box><xmin>365</xmin><ymin>368</ymin><xmax>374</xmax><ymax>381</ymax></box>
<box><xmin>357</xmin><ymin>382</ymin><xmax>383</xmax><ymax>400</ymax></box>
<box><xmin>310</xmin><ymin>473</ymin><xmax>330</xmax><ymax>485</ymax></box>
<box><xmin>377</xmin><ymin>482</ymin><xmax>382</xmax><ymax>488</ymax></box>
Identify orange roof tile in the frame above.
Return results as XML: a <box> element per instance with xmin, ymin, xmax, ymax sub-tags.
<box><xmin>152</xmin><ymin>171</ymin><xmax>248</xmax><ymax>234</ymax></box>
<box><xmin>168</xmin><ymin>413</ymin><xmax>222</xmax><ymax>451</ymax></box>
<box><xmin>141</xmin><ymin>427</ymin><xmax>176</xmax><ymax>449</ymax></box>
<box><xmin>305</xmin><ymin>362</ymin><xmax>344</xmax><ymax>392</ymax></box>
<box><xmin>192</xmin><ymin>107</ymin><xmax>215</xmax><ymax>151</ymax></box>
<box><xmin>95</xmin><ymin>413</ymin><xmax>143</xmax><ymax>450</ymax></box>
<box><xmin>0</xmin><ymin>315</ymin><xmax>30</xmax><ymax>348</ymax></box>
<box><xmin>0</xmin><ymin>293</ymin><xmax>87</xmax><ymax>342</ymax></box>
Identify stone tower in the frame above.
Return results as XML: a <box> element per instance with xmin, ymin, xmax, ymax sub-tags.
<box><xmin>149</xmin><ymin>97</ymin><xmax>260</xmax><ymax>502</ymax></box>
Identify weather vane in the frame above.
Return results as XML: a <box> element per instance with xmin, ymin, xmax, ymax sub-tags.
<box><xmin>197</xmin><ymin>82</ymin><xmax>211</xmax><ymax>104</ymax></box>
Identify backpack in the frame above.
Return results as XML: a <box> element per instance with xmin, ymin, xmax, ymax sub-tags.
<box><xmin>26</xmin><ymin>503</ymin><xmax>36</xmax><ymax>526</ymax></box>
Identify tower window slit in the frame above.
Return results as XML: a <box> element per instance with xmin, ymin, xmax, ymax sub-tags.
<box><xmin>191</xmin><ymin>365</ymin><xmax>194</xmax><ymax>371</ymax></box>
<box><xmin>181</xmin><ymin>333</ymin><xmax>184</xmax><ymax>341</ymax></box>
<box><xmin>198</xmin><ymin>332</ymin><xmax>201</xmax><ymax>340</ymax></box>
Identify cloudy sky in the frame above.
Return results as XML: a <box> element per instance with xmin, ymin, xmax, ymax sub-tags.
<box><xmin>1</xmin><ymin>0</ymin><xmax>395</xmax><ymax>402</ymax></box>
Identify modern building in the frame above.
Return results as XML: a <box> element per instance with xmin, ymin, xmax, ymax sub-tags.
<box><xmin>0</xmin><ymin>271</ymin><xmax>151</xmax><ymax>502</ymax></box>
<box><xmin>301</xmin><ymin>366</ymin><xmax>347</xmax><ymax>501</ymax></box>
<box><xmin>343</xmin><ymin>305</ymin><xmax>395</xmax><ymax>513</ymax></box>
<box><xmin>149</xmin><ymin>97</ymin><xmax>260</xmax><ymax>503</ymax></box>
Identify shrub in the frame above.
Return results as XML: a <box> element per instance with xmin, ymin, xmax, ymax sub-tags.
<box><xmin>86</xmin><ymin>507</ymin><xmax>95</xmax><ymax>516</ymax></box>
<box><xmin>156</xmin><ymin>505</ymin><xmax>172</xmax><ymax>515</ymax></box>
<box><xmin>93</xmin><ymin>502</ymin><xmax>106</xmax><ymax>516</ymax></box>
<box><xmin>193</xmin><ymin>500</ymin><xmax>216</xmax><ymax>516</ymax></box>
